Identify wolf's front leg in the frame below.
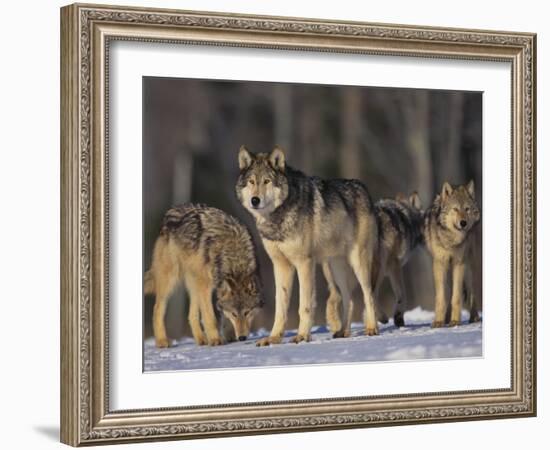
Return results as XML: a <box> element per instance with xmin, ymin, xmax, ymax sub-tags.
<box><xmin>219</xmin><ymin>314</ymin><xmax>237</xmax><ymax>343</ymax></box>
<box><xmin>256</xmin><ymin>255</ymin><xmax>295</xmax><ymax>346</ymax></box>
<box><xmin>292</xmin><ymin>258</ymin><xmax>316</xmax><ymax>343</ymax></box>
<box><xmin>432</xmin><ymin>257</ymin><xmax>449</xmax><ymax>327</ymax></box>
<box><xmin>449</xmin><ymin>261</ymin><xmax>466</xmax><ymax>326</ymax></box>
<box><xmin>188</xmin><ymin>294</ymin><xmax>207</xmax><ymax>346</ymax></box>
<box><xmin>196</xmin><ymin>286</ymin><xmax>224</xmax><ymax>346</ymax></box>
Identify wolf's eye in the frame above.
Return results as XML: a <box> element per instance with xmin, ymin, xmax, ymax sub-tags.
<box><xmin>263</xmin><ymin>179</ymin><xmax>271</xmax><ymax>185</ymax></box>
<box><xmin>453</xmin><ymin>207</ymin><xmax>459</xmax><ymax>213</ymax></box>
<box><xmin>231</xmin><ymin>312</ymin><xmax>238</xmax><ymax>318</ymax></box>
<box><xmin>465</xmin><ymin>207</ymin><xmax>470</xmax><ymax>213</ymax></box>
<box><xmin>248</xmin><ymin>179</ymin><xmax>255</xmax><ymax>186</ymax></box>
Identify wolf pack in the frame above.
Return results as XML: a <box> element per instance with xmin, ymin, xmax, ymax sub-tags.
<box><xmin>145</xmin><ymin>146</ymin><xmax>481</xmax><ymax>348</ymax></box>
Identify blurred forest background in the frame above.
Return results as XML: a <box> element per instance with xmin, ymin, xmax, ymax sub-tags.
<box><xmin>143</xmin><ymin>77</ymin><xmax>482</xmax><ymax>339</ymax></box>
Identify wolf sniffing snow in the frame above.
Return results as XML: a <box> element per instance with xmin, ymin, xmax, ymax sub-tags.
<box><xmin>144</xmin><ymin>204</ymin><xmax>263</xmax><ymax>347</ymax></box>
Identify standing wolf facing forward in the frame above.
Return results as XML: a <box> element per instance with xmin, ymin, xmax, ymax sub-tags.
<box><xmin>424</xmin><ymin>181</ymin><xmax>481</xmax><ymax>327</ymax></box>
<box><xmin>236</xmin><ymin>146</ymin><xmax>380</xmax><ymax>345</ymax></box>
<box><xmin>144</xmin><ymin>204</ymin><xmax>263</xmax><ymax>348</ymax></box>
<box><xmin>324</xmin><ymin>192</ymin><xmax>424</xmax><ymax>332</ymax></box>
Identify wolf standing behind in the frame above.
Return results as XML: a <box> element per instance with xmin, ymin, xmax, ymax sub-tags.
<box><xmin>144</xmin><ymin>204</ymin><xmax>263</xmax><ymax>348</ymax></box>
<box><xmin>424</xmin><ymin>181</ymin><xmax>481</xmax><ymax>327</ymax></box>
<box><xmin>236</xmin><ymin>146</ymin><xmax>380</xmax><ymax>345</ymax></box>
<box><xmin>324</xmin><ymin>192</ymin><xmax>424</xmax><ymax>330</ymax></box>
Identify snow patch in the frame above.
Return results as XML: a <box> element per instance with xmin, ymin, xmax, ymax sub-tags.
<box><xmin>144</xmin><ymin>308</ymin><xmax>482</xmax><ymax>372</ymax></box>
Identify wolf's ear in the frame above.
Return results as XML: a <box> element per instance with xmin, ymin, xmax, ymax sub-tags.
<box><xmin>466</xmin><ymin>180</ymin><xmax>475</xmax><ymax>198</ymax></box>
<box><xmin>409</xmin><ymin>192</ymin><xmax>422</xmax><ymax>210</ymax></box>
<box><xmin>218</xmin><ymin>279</ymin><xmax>233</xmax><ymax>300</ymax></box>
<box><xmin>395</xmin><ymin>192</ymin><xmax>407</xmax><ymax>202</ymax></box>
<box><xmin>238</xmin><ymin>146</ymin><xmax>253</xmax><ymax>170</ymax></box>
<box><xmin>441</xmin><ymin>182</ymin><xmax>453</xmax><ymax>200</ymax></box>
<box><xmin>269</xmin><ymin>146</ymin><xmax>286</xmax><ymax>171</ymax></box>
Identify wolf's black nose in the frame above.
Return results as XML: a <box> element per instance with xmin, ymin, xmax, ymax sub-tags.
<box><xmin>460</xmin><ymin>220</ymin><xmax>467</xmax><ymax>228</ymax></box>
<box><xmin>251</xmin><ymin>197</ymin><xmax>260</xmax><ymax>207</ymax></box>
<box><xmin>238</xmin><ymin>335</ymin><xmax>247</xmax><ymax>341</ymax></box>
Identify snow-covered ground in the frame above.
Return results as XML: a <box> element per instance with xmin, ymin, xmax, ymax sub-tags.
<box><xmin>144</xmin><ymin>307</ymin><xmax>482</xmax><ymax>372</ymax></box>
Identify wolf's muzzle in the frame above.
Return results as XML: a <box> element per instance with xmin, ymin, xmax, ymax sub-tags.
<box><xmin>459</xmin><ymin>220</ymin><xmax>467</xmax><ymax>228</ymax></box>
<box><xmin>238</xmin><ymin>335</ymin><xmax>247</xmax><ymax>341</ymax></box>
<box><xmin>251</xmin><ymin>197</ymin><xmax>260</xmax><ymax>207</ymax></box>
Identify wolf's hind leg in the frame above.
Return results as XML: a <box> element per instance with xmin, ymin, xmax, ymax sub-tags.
<box><xmin>464</xmin><ymin>264</ymin><xmax>480</xmax><ymax>323</ymax></box>
<box><xmin>149</xmin><ymin>238</ymin><xmax>179</xmax><ymax>347</ymax></box>
<box><xmin>388</xmin><ymin>261</ymin><xmax>407</xmax><ymax>327</ymax></box>
<box><xmin>372</xmin><ymin>258</ymin><xmax>388</xmax><ymax>324</ymax></box>
<box><xmin>152</xmin><ymin>271</ymin><xmax>178</xmax><ymax>348</ymax></box>
<box><xmin>323</xmin><ymin>263</ymin><xmax>342</xmax><ymax>334</ymax></box>
<box><xmin>328</xmin><ymin>259</ymin><xmax>353</xmax><ymax>338</ymax></box>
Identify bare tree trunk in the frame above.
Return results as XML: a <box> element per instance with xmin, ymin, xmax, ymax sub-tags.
<box><xmin>402</xmin><ymin>91</ymin><xmax>433</xmax><ymax>314</ymax></box>
<box><xmin>273</xmin><ymin>84</ymin><xmax>292</xmax><ymax>151</ymax></box>
<box><xmin>404</xmin><ymin>90</ymin><xmax>432</xmax><ymax>205</ymax></box>
<box><xmin>172</xmin><ymin>149</ymin><xmax>193</xmax><ymax>205</ymax></box>
<box><xmin>166</xmin><ymin>148</ymin><xmax>193</xmax><ymax>339</ymax></box>
<box><xmin>296</xmin><ymin>89</ymin><xmax>317</xmax><ymax>174</ymax></box>
<box><xmin>442</xmin><ymin>93</ymin><xmax>465</xmax><ymax>183</ymax></box>
<box><xmin>339</xmin><ymin>88</ymin><xmax>362</xmax><ymax>179</ymax></box>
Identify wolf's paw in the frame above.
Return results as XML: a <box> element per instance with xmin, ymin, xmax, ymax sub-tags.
<box><xmin>365</xmin><ymin>326</ymin><xmax>379</xmax><ymax>336</ymax></box>
<box><xmin>208</xmin><ymin>337</ymin><xmax>224</xmax><ymax>346</ymax></box>
<box><xmin>256</xmin><ymin>336</ymin><xmax>282</xmax><ymax>347</ymax></box>
<box><xmin>327</xmin><ymin>321</ymin><xmax>342</xmax><ymax>335</ymax></box>
<box><xmin>432</xmin><ymin>320</ymin><xmax>445</xmax><ymax>328</ymax></box>
<box><xmin>448</xmin><ymin>320</ymin><xmax>461</xmax><ymax>327</ymax></box>
<box><xmin>332</xmin><ymin>329</ymin><xmax>351</xmax><ymax>338</ymax></box>
<box><xmin>377</xmin><ymin>312</ymin><xmax>389</xmax><ymax>324</ymax></box>
<box><xmin>290</xmin><ymin>334</ymin><xmax>311</xmax><ymax>344</ymax></box>
<box><xmin>155</xmin><ymin>337</ymin><xmax>171</xmax><ymax>348</ymax></box>
<box><xmin>393</xmin><ymin>312</ymin><xmax>405</xmax><ymax>328</ymax></box>
<box><xmin>469</xmin><ymin>314</ymin><xmax>481</xmax><ymax>324</ymax></box>
<box><xmin>194</xmin><ymin>336</ymin><xmax>208</xmax><ymax>346</ymax></box>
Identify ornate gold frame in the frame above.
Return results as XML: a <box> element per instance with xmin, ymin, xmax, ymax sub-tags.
<box><xmin>60</xmin><ymin>3</ymin><xmax>536</xmax><ymax>446</ymax></box>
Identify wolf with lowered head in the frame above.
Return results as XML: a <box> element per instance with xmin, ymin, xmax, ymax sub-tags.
<box><xmin>144</xmin><ymin>204</ymin><xmax>263</xmax><ymax>347</ymax></box>
<box><xmin>236</xmin><ymin>146</ymin><xmax>380</xmax><ymax>345</ymax></box>
<box><xmin>424</xmin><ymin>181</ymin><xmax>481</xmax><ymax>327</ymax></box>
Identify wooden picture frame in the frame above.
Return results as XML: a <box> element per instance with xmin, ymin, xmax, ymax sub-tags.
<box><xmin>60</xmin><ymin>2</ymin><xmax>536</xmax><ymax>446</ymax></box>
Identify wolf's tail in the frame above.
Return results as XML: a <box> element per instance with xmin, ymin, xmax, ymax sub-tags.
<box><xmin>144</xmin><ymin>270</ymin><xmax>155</xmax><ymax>296</ymax></box>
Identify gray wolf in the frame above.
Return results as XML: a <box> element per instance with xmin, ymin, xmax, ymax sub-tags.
<box><xmin>324</xmin><ymin>192</ymin><xmax>424</xmax><ymax>331</ymax></box>
<box><xmin>144</xmin><ymin>204</ymin><xmax>263</xmax><ymax>347</ymax></box>
<box><xmin>236</xmin><ymin>146</ymin><xmax>380</xmax><ymax>345</ymax></box>
<box><xmin>423</xmin><ymin>181</ymin><xmax>481</xmax><ymax>327</ymax></box>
